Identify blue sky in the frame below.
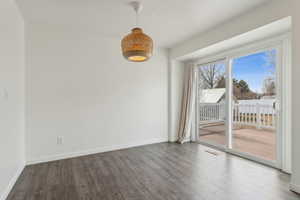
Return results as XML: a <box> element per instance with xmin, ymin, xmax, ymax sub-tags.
<box><xmin>232</xmin><ymin>50</ymin><xmax>276</xmax><ymax>93</ymax></box>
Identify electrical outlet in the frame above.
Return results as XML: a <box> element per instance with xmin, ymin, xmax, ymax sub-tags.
<box><xmin>57</xmin><ymin>136</ymin><xmax>64</xmax><ymax>145</ymax></box>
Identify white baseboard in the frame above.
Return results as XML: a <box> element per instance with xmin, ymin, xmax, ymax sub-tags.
<box><xmin>290</xmin><ymin>182</ymin><xmax>300</xmax><ymax>194</ymax></box>
<box><xmin>27</xmin><ymin>138</ymin><xmax>168</xmax><ymax>165</ymax></box>
<box><xmin>0</xmin><ymin>165</ymin><xmax>25</xmax><ymax>200</ymax></box>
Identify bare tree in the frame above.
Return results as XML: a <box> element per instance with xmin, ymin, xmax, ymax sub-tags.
<box><xmin>263</xmin><ymin>77</ymin><xmax>276</xmax><ymax>95</ymax></box>
<box><xmin>264</xmin><ymin>50</ymin><xmax>276</xmax><ymax>75</ymax></box>
<box><xmin>199</xmin><ymin>63</ymin><xmax>225</xmax><ymax>89</ymax></box>
<box><xmin>262</xmin><ymin>50</ymin><xmax>276</xmax><ymax>95</ymax></box>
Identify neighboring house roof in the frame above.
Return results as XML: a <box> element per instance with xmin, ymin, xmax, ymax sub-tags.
<box><xmin>199</xmin><ymin>88</ymin><xmax>226</xmax><ymax>103</ymax></box>
<box><xmin>261</xmin><ymin>95</ymin><xmax>276</xmax><ymax>99</ymax></box>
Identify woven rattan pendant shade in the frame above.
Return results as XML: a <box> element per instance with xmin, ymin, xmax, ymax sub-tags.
<box><xmin>121</xmin><ymin>27</ymin><xmax>153</xmax><ymax>62</ymax></box>
<box><xmin>121</xmin><ymin>2</ymin><xmax>153</xmax><ymax>62</ymax></box>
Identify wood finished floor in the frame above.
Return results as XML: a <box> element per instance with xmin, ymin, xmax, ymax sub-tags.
<box><xmin>7</xmin><ymin>143</ymin><xmax>300</xmax><ymax>200</ymax></box>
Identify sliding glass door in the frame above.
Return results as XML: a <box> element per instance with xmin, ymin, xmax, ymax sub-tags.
<box><xmin>196</xmin><ymin>46</ymin><xmax>281</xmax><ymax>167</ymax></box>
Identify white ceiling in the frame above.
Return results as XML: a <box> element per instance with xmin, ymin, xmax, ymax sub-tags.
<box><xmin>16</xmin><ymin>0</ymin><xmax>273</xmax><ymax>48</ymax></box>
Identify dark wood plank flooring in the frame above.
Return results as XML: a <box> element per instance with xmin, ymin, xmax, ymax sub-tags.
<box><xmin>7</xmin><ymin>143</ymin><xmax>300</xmax><ymax>200</ymax></box>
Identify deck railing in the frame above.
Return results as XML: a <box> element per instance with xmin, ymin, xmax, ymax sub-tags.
<box><xmin>199</xmin><ymin>103</ymin><xmax>276</xmax><ymax>129</ymax></box>
<box><xmin>199</xmin><ymin>103</ymin><xmax>225</xmax><ymax>122</ymax></box>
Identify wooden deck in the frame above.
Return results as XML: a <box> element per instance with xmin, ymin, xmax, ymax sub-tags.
<box><xmin>200</xmin><ymin>124</ymin><xmax>276</xmax><ymax>161</ymax></box>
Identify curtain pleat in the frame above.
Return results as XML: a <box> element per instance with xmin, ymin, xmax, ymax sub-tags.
<box><xmin>177</xmin><ymin>64</ymin><xmax>197</xmax><ymax>144</ymax></box>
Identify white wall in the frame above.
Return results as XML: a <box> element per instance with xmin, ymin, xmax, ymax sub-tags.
<box><xmin>25</xmin><ymin>24</ymin><xmax>168</xmax><ymax>164</ymax></box>
<box><xmin>0</xmin><ymin>0</ymin><xmax>25</xmax><ymax>199</ymax></box>
<box><xmin>170</xmin><ymin>0</ymin><xmax>300</xmax><ymax>193</ymax></box>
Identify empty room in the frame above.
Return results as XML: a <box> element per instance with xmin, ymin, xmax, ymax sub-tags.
<box><xmin>1</xmin><ymin>0</ymin><xmax>300</xmax><ymax>199</ymax></box>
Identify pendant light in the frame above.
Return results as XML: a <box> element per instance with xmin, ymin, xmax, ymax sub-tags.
<box><xmin>121</xmin><ymin>1</ymin><xmax>153</xmax><ymax>62</ymax></box>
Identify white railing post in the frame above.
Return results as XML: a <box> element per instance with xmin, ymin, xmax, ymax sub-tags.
<box><xmin>256</xmin><ymin>103</ymin><xmax>261</xmax><ymax>129</ymax></box>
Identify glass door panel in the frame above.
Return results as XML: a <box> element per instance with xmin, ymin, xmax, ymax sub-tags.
<box><xmin>197</xmin><ymin>59</ymin><xmax>227</xmax><ymax>147</ymax></box>
<box><xmin>231</xmin><ymin>49</ymin><xmax>277</xmax><ymax>162</ymax></box>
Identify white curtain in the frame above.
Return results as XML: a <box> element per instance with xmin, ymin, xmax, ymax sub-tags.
<box><xmin>177</xmin><ymin>63</ymin><xmax>197</xmax><ymax>144</ymax></box>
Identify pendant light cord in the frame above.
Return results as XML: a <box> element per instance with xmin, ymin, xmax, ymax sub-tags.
<box><xmin>131</xmin><ymin>1</ymin><xmax>142</xmax><ymax>28</ymax></box>
<box><xmin>135</xmin><ymin>9</ymin><xmax>139</xmax><ymax>27</ymax></box>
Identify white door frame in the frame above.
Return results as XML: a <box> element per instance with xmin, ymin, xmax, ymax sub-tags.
<box><xmin>195</xmin><ymin>33</ymin><xmax>291</xmax><ymax>172</ymax></box>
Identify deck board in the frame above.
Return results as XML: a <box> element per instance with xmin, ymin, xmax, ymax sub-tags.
<box><xmin>200</xmin><ymin>124</ymin><xmax>276</xmax><ymax>160</ymax></box>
